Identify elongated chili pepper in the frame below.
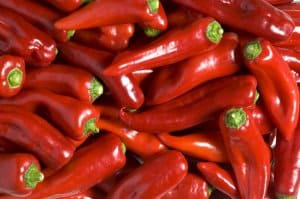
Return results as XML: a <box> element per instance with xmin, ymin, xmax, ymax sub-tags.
<box><xmin>0</xmin><ymin>88</ymin><xmax>100</xmax><ymax>140</ymax></box>
<box><xmin>0</xmin><ymin>105</ymin><xmax>75</xmax><ymax>170</ymax></box>
<box><xmin>57</xmin><ymin>41</ymin><xmax>145</xmax><ymax>109</ymax></box>
<box><xmin>0</xmin><ymin>7</ymin><xmax>56</xmax><ymax>67</ymax></box>
<box><xmin>173</xmin><ymin>0</ymin><xmax>295</xmax><ymax>41</ymax></box>
<box><xmin>161</xmin><ymin>173</ymin><xmax>210</xmax><ymax>199</ymax></box>
<box><xmin>104</xmin><ymin>17</ymin><xmax>224</xmax><ymax>76</ymax></box>
<box><xmin>145</xmin><ymin>32</ymin><xmax>241</xmax><ymax>105</ymax></box>
<box><xmin>44</xmin><ymin>0</ymin><xmax>89</xmax><ymax>12</ymax></box>
<box><xmin>197</xmin><ymin>162</ymin><xmax>240</xmax><ymax>199</ymax></box>
<box><xmin>0</xmin><ymin>153</ymin><xmax>43</xmax><ymax>197</ymax></box>
<box><xmin>219</xmin><ymin>107</ymin><xmax>271</xmax><ymax>199</ymax></box>
<box><xmin>54</xmin><ymin>0</ymin><xmax>160</xmax><ymax>30</ymax></box>
<box><xmin>120</xmin><ymin>75</ymin><xmax>257</xmax><ymax>133</ymax></box>
<box><xmin>243</xmin><ymin>38</ymin><xmax>299</xmax><ymax>140</ymax></box>
<box><xmin>106</xmin><ymin>150</ymin><xmax>188</xmax><ymax>199</ymax></box>
<box><xmin>157</xmin><ymin>130</ymin><xmax>228</xmax><ymax>163</ymax></box>
<box><xmin>274</xmin><ymin>123</ymin><xmax>300</xmax><ymax>199</ymax></box>
<box><xmin>0</xmin><ymin>0</ymin><xmax>75</xmax><ymax>42</ymax></box>
<box><xmin>0</xmin><ymin>55</ymin><xmax>25</xmax><ymax>98</ymax></box>
<box><xmin>24</xmin><ymin>64</ymin><xmax>103</xmax><ymax>104</ymax></box>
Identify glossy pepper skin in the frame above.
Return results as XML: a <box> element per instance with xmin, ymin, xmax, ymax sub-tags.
<box><xmin>0</xmin><ymin>0</ymin><xmax>75</xmax><ymax>42</ymax></box>
<box><xmin>0</xmin><ymin>7</ymin><xmax>56</xmax><ymax>67</ymax></box>
<box><xmin>249</xmin><ymin>104</ymin><xmax>274</xmax><ymax>135</ymax></box>
<box><xmin>0</xmin><ymin>88</ymin><xmax>100</xmax><ymax>140</ymax></box>
<box><xmin>54</xmin><ymin>0</ymin><xmax>160</xmax><ymax>30</ymax></box>
<box><xmin>0</xmin><ymin>105</ymin><xmax>75</xmax><ymax>170</ymax></box>
<box><xmin>44</xmin><ymin>0</ymin><xmax>89</xmax><ymax>12</ymax></box>
<box><xmin>197</xmin><ymin>162</ymin><xmax>240</xmax><ymax>199</ymax></box>
<box><xmin>57</xmin><ymin>41</ymin><xmax>145</xmax><ymax>109</ymax></box>
<box><xmin>273</xmin><ymin>17</ymin><xmax>300</xmax><ymax>47</ymax></box>
<box><xmin>219</xmin><ymin>107</ymin><xmax>271</xmax><ymax>199</ymax></box>
<box><xmin>145</xmin><ymin>32</ymin><xmax>241</xmax><ymax>105</ymax></box>
<box><xmin>120</xmin><ymin>75</ymin><xmax>257</xmax><ymax>133</ymax></box>
<box><xmin>157</xmin><ymin>130</ymin><xmax>228</xmax><ymax>163</ymax></box>
<box><xmin>0</xmin><ymin>153</ymin><xmax>44</xmax><ymax>197</ymax></box>
<box><xmin>243</xmin><ymin>38</ymin><xmax>299</xmax><ymax>140</ymax></box>
<box><xmin>161</xmin><ymin>173</ymin><xmax>210</xmax><ymax>199</ymax></box>
<box><xmin>277</xmin><ymin>47</ymin><xmax>300</xmax><ymax>74</ymax></box>
<box><xmin>0</xmin><ymin>55</ymin><xmax>25</xmax><ymax>98</ymax></box>
<box><xmin>24</xmin><ymin>64</ymin><xmax>103</xmax><ymax>104</ymax></box>
<box><xmin>106</xmin><ymin>150</ymin><xmax>188</xmax><ymax>199</ymax></box>
<box><xmin>104</xmin><ymin>17</ymin><xmax>224</xmax><ymax>76</ymax></box>
<box><xmin>173</xmin><ymin>0</ymin><xmax>295</xmax><ymax>41</ymax></box>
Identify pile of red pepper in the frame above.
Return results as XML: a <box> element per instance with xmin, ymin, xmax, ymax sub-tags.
<box><xmin>0</xmin><ymin>0</ymin><xmax>299</xmax><ymax>198</ymax></box>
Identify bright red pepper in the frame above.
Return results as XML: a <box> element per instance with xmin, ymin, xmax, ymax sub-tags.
<box><xmin>57</xmin><ymin>41</ymin><xmax>145</xmax><ymax>109</ymax></box>
<box><xmin>54</xmin><ymin>0</ymin><xmax>160</xmax><ymax>29</ymax></box>
<box><xmin>273</xmin><ymin>17</ymin><xmax>300</xmax><ymax>47</ymax></box>
<box><xmin>219</xmin><ymin>107</ymin><xmax>271</xmax><ymax>199</ymax></box>
<box><xmin>0</xmin><ymin>153</ymin><xmax>43</xmax><ymax>197</ymax></box>
<box><xmin>104</xmin><ymin>17</ymin><xmax>224</xmax><ymax>76</ymax></box>
<box><xmin>0</xmin><ymin>7</ymin><xmax>56</xmax><ymax>67</ymax></box>
<box><xmin>24</xmin><ymin>64</ymin><xmax>103</xmax><ymax>104</ymax></box>
<box><xmin>0</xmin><ymin>88</ymin><xmax>100</xmax><ymax>140</ymax></box>
<box><xmin>0</xmin><ymin>55</ymin><xmax>25</xmax><ymax>98</ymax></box>
<box><xmin>145</xmin><ymin>32</ymin><xmax>241</xmax><ymax>105</ymax></box>
<box><xmin>249</xmin><ymin>104</ymin><xmax>275</xmax><ymax>135</ymax></box>
<box><xmin>44</xmin><ymin>0</ymin><xmax>89</xmax><ymax>12</ymax></box>
<box><xmin>173</xmin><ymin>0</ymin><xmax>295</xmax><ymax>41</ymax></box>
<box><xmin>106</xmin><ymin>150</ymin><xmax>188</xmax><ymax>199</ymax></box>
<box><xmin>243</xmin><ymin>38</ymin><xmax>299</xmax><ymax>140</ymax></box>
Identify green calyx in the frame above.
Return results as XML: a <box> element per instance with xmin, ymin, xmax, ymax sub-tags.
<box><xmin>147</xmin><ymin>0</ymin><xmax>159</xmax><ymax>13</ymax></box>
<box><xmin>206</xmin><ymin>20</ymin><xmax>223</xmax><ymax>44</ymax></box>
<box><xmin>24</xmin><ymin>164</ymin><xmax>44</xmax><ymax>189</ymax></box>
<box><xmin>7</xmin><ymin>67</ymin><xmax>23</xmax><ymax>89</ymax></box>
<box><xmin>244</xmin><ymin>40</ymin><xmax>262</xmax><ymax>60</ymax></box>
<box><xmin>144</xmin><ymin>28</ymin><xmax>161</xmax><ymax>37</ymax></box>
<box><xmin>121</xmin><ymin>142</ymin><xmax>127</xmax><ymax>154</ymax></box>
<box><xmin>83</xmin><ymin>118</ymin><xmax>99</xmax><ymax>135</ymax></box>
<box><xmin>225</xmin><ymin>108</ymin><xmax>247</xmax><ymax>129</ymax></box>
<box><xmin>276</xmin><ymin>194</ymin><xmax>296</xmax><ymax>199</ymax></box>
<box><xmin>90</xmin><ymin>78</ymin><xmax>104</xmax><ymax>102</ymax></box>
<box><xmin>67</xmin><ymin>30</ymin><xmax>76</xmax><ymax>40</ymax></box>
<box><xmin>254</xmin><ymin>90</ymin><xmax>260</xmax><ymax>104</ymax></box>
<box><xmin>81</xmin><ymin>0</ymin><xmax>92</xmax><ymax>4</ymax></box>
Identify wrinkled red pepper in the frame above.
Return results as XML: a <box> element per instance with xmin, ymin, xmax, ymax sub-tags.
<box><xmin>44</xmin><ymin>0</ymin><xmax>89</xmax><ymax>12</ymax></box>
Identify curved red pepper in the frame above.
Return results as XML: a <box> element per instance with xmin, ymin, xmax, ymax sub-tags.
<box><xmin>0</xmin><ymin>55</ymin><xmax>25</xmax><ymax>98</ymax></box>
<box><xmin>24</xmin><ymin>64</ymin><xmax>103</xmax><ymax>104</ymax></box>
<box><xmin>44</xmin><ymin>0</ymin><xmax>89</xmax><ymax>12</ymax></box>
<box><xmin>219</xmin><ymin>107</ymin><xmax>271</xmax><ymax>199</ymax></box>
<box><xmin>104</xmin><ymin>17</ymin><xmax>224</xmax><ymax>76</ymax></box>
<box><xmin>106</xmin><ymin>150</ymin><xmax>188</xmax><ymax>199</ymax></box>
<box><xmin>157</xmin><ymin>130</ymin><xmax>228</xmax><ymax>163</ymax></box>
<box><xmin>145</xmin><ymin>32</ymin><xmax>241</xmax><ymax>105</ymax></box>
<box><xmin>0</xmin><ymin>153</ymin><xmax>43</xmax><ymax>197</ymax></box>
<box><xmin>173</xmin><ymin>0</ymin><xmax>295</xmax><ymax>41</ymax></box>
<box><xmin>0</xmin><ymin>7</ymin><xmax>56</xmax><ymax>67</ymax></box>
<box><xmin>243</xmin><ymin>38</ymin><xmax>299</xmax><ymax>140</ymax></box>
<box><xmin>57</xmin><ymin>41</ymin><xmax>145</xmax><ymax>109</ymax></box>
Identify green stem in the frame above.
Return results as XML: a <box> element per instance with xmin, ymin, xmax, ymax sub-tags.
<box><xmin>276</xmin><ymin>194</ymin><xmax>296</xmax><ymax>199</ymax></box>
<box><xmin>225</xmin><ymin>108</ymin><xmax>247</xmax><ymax>129</ymax></box>
<box><xmin>83</xmin><ymin>118</ymin><xmax>99</xmax><ymax>135</ymax></box>
<box><xmin>243</xmin><ymin>41</ymin><xmax>262</xmax><ymax>60</ymax></box>
<box><xmin>147</xmin><ymin>0</ymin><xmax>159</xmax><ymax>13</ymax></box>
<box><xmin>121</xmin><ymin>142</ymin><xmax>127</xmax><ymax>154</ymax></box>
<box><xmin>254</xmin><ymin>90</ymin><xmax>260</xmax><ymax>104</ymax></box>
<box><xmin>90</xmin><ymin>78</ymin><xmax>104</xmax><ymax>102</ymax></box>
<box><xmin>81</xmin><ymin>0</ymin><xmax>92</xmax><ymax>4</ymax></box>
<box><xmin>67</xmin><ymin>30</ymin><xmax>76</xmax><ymax>40</ymax></box>
<box><xmin>24</xmin><ymin>164</ymin><xmax>44</xmax><ymax>189</ymax></box>
<box><xmin>206</xmin><ymin>20</ymin><xmax>223</xmax><ymax>44</ymax></box>
<box><xmin>7</xmin><ymin>67</ymin><xmax>23</xmax><ymax>89</ymax></box>
<box><xmin>144</xmin><ymin>28</ymin><xmax>161</xmax><ymax>37</ymax></box>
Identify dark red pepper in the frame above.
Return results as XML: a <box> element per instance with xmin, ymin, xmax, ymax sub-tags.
<box><xmin>167</xmin><ymin>6</ymin><xmax>203</xmax><ymax>29</ymax></box>
<box><xmin>44</xmin><ymin>0</ymin><xmax>89</xmax><ymax>12</ymax></box>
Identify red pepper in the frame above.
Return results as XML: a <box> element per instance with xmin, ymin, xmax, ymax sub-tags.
<box><xmin>54</xmin><ymin>0</ymin><xmax>160</xmax><ymax>30</ymax></box>
<box><xmin>106</xmin><ymin>150</ymin><xmax>188</xmax><ymax>199</ymax></box>
<box><xmin>249</xmin><ymin>104</ymin><xmax>275</xmax><ymax>135</ymax></box>
<box><xmin>243</xmin><ymin>38</ymin><xmax>299</xmax><ymax>140</ymax></box>
<box><xmin>104</xmin><ymin>17</ymin><xmax>224</xmax><ymax>76</ymax></box>
<box><xmin>59</xmin><ymin>187</ymin><xmax>107</xmax><ymax>199</ymax></box>
<box><xmin>161</xmin><ymin>173</ymin><xmax>210</xmax><ymax>199</ymax></box>
<box><xmin>0</xmin><ymin>7</ymin><xmax>56</xmax><ymax>67</ymax></box>
<box><xmin>0</xmin><ymin>0</ymin><xmax>75</xmax><ymax>42</ymax></box>
<box><xmin>197</xmin><ymin>162</ymin><xmax>240</xmax><ymax>199</ymax></box>
<box><xmin>219</xmin><ymin>107</ymin><xmax>271</xmax><ymax>199</ymax></box>
<box><xmin>44</xmin><ymin>0</ymin><xmax>89</xmax><ymax>12</ymax></box>
<box><xmin>0</xmin><ymin>105</ymin><xmax>75</xmax><ymax>170</ymax></box>
<box><xmin>167</xmin><ymin>6</ymin><xmax>203</xmax><ymax>29</ymax></box>
<box><xmin>57</xmin><ymin>41</ymin><xmax>145</xmax><ymax>109</ymax></box>
<box><xmin>173</xmin><ymin>0</ymin><xmax>295</xmax><ymax>41</ymax></box>
<box><xmin>0</xmin><ymin>88</ymin><xmax>100</xmax><ymax>140</ymax></box>
<box><xmin>145</xmin><ymin>32</ymin><xmax>241</xmax><ymax>105</ymax></box>
<box><xmin>120</xmin><ymin>75</ymin><xmax>257</xmax><ymax>133</ymax></box>
<box><xmin>24</xmin><ymin>64</ymin><xmax>103</xmax><ymax>104</ymax></box>
<box><xmin>277</xmin><ymin>47</ymin><xmax>300</xmax><ymax>74</ymax></box>
<box><xmin>0</xmin><ymin>55</ymin><xmax>25</xmax><ymax>98</ymax></box>
<box><xmin>0</xmin><ymin>153</ymin><xmax>44</xmax><ymax>197</ymax></box>
<box><xmin>273</xmin><ymin>17</ymin><xmax>300</xmax><ymax>47</ymax></box>
<box><xmin>157</xmin><ymin>130</ymin><xmax>228</xmax><ymax>163</ymax></box>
